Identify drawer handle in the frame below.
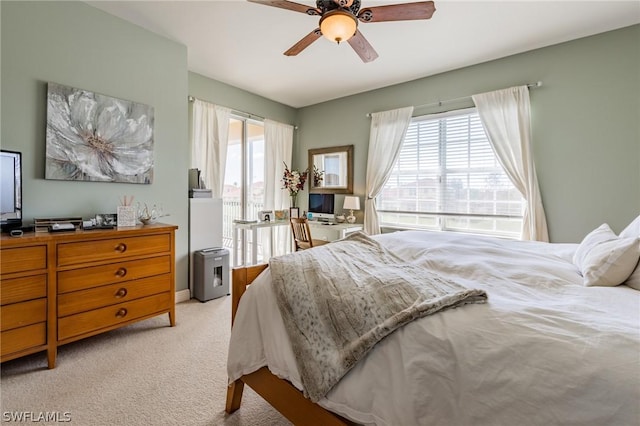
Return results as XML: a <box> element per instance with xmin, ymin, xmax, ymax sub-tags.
<box><xmin>115</xmin><ymin>268</ymin><xmax>127</xmax><ymax>278</ymax></box>
<box><xmin>115</xmin><ymin>243</ymin><xmax>127</xmax><ymax>253</ymax></box>
<box><xmin>115</xmin><ymin>288</ymin><xmax>128</xmax><ymax>298</ymax></box>
<box><xmin>115</xmin><ymin>308</ymin><xmax>128</xmax><ymax>318</ymax></box>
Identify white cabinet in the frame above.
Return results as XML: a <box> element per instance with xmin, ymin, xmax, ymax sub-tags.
<box><xmin>189</xmin><ymin>198</ymin><xmax>222</xmax><ymax>296</ymax></box>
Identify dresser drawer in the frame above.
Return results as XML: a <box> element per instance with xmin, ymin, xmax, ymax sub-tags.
<box><xmin>57</xmin><ymin>234</ymin><xmax>171</xmax><ymax>267</ymax></box>
<box><xmin>1</xmin><ymin>299</ymin><xmax>47</xmax><ymax>332</ymax></box>
<box><xmin>1</xmin><ymin>245</ymin><xmax>47</xmax><ymax>275</ymax></box>
<box><xmin>1</xmin><ymin>275</ymin><xmax>47</xmax><ymax>305</ymax></box>
<box><xmin>58</xmin><ymin>292</ymin><xmax>171</xmax><ymax>341</ymax></box>
<box><xmin>1</xmin><ymin>322</ymin><xmax>47</xmax><ymax>357</ymax></box>
<box><xmin>58</xmin><ymin>256</ymin><xmax>171</xmax><ymax>294</ymax></box>
<box><xmin>58</xmin><ymin>274</ymin><xmax>172</xmax><ymax>317</ymax></box>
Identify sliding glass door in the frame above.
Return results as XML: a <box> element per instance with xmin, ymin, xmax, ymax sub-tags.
<box><xmin>223</xmin><ymin>116</ymin><xmax>265</xmax><ymax>263</ymax></box>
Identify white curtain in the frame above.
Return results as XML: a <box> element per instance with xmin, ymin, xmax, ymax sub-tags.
<box><xmin>263</xmin><ymin>119</ymin><xmax>294</xmax><ymax>257</ymax></box>
<box><xmin>191</xmin><ymin>100</ymin><xmax>231</xmax><ymax>197</ymax></box>
<box><xmin>472</xmin><ymin>86</ymin><xmax>549</xmax><ymax>242</ymax></box>
<box><xmin>364</xmin><ymin>106</ymin><xmax>414</xmax><ymax>235</ymax></box>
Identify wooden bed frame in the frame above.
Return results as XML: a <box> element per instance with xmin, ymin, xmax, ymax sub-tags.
<box><xmin>225</xmin><ymin>264</ymin><xmax>355</xmax><ymax>425</ymax></box>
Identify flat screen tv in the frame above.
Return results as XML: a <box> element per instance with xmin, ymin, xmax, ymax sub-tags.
<box><xmin>1</xmin><ymin>150</ymin><xmax>23</xmax><ymax>232</ymax></box>
<box><xmin>308</xmin><ymin>193</ymin><xmax>335</xmax><ymax>222</ymax></box>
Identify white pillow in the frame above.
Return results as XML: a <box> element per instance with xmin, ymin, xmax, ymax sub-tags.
<box><xmin>573</xmin><ymin>224</ymin><xmax>617</xmax><ymax>271</ymax></box>
<box><xmin>622</xmin><ymin>263</ymin><xmax>640</xmax><ymax>290</ymax></box>
<box><xmin>620</xmin><ymin>215</ymin><xmax>640</xmax><ymax>239</ymax></box>
<box><xmin>581</xmin><ymin>236</ymin><xmax>640</xmax><ymax>287</ymax></box>
<box><xmin>619</xmin><ymin>215</ymin><xmax>640</xmax><ymax>290</ymax></box>
<box><xmin>625</xmin><ymin>263</ymin><xmax>640</xmax><ymax>290</ymax></box>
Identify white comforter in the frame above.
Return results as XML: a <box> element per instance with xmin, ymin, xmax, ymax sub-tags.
<box><xmin>227</xmin><ymin>231</ymin><xmax>640</xmax><ymax>426</ymax></box>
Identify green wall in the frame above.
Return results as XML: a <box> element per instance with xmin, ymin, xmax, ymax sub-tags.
<box><xmin>1</xmin><ymin>1</ymin><xmax>191</xmax><ymax>290</ymax></box>
<box><xmin>295</xmin><ymin>24</ymin><xmax>640</xmax><ymax>243</ymax></box>
<box><xmin>188</xmin><ymin>72</ymin><xmax>297</xmax><ymax>126</ymax></box>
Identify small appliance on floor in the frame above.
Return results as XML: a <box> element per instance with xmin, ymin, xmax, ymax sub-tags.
<box><xmin>193</xmin><ymin>248</ymin><xmax>229</xmax><ymax>302</ymax></box>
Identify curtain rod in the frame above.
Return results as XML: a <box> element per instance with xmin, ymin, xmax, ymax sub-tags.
<box><xmin>366</xmin><ymin>81</ymin><xmax>542</xmax><ymax>118</ymax></box>
<box><xmin>188</xmin><ymin>95</ymin><xmax>299</xmax><ymax>129</ymax></box>
<box><xmin>188</xmin><ymin>95</ymin><xmax>263</xmax><ymax>121</ymax></box>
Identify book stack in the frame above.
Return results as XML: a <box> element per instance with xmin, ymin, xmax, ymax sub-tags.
<box><xmin>189</xmin><ymin>189</ymin><xmax>212</xmax><ymax>198</ymax></box>
<box><xmin>188</xmin><ymin>168</ymin><xmax>211</xmax><ymax>198</ymax></box>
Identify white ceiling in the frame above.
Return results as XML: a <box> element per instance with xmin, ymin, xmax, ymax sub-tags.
<box><xmin>87</xmin><ymin>1</ymin><xmax>640</xmax><ymax>108</ymax></box>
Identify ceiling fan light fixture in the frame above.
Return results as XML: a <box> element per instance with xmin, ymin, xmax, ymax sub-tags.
<box><xmin>319</xmin><ymin>9</ymin><xmax>357</xmax><ymax>44</ymax></box>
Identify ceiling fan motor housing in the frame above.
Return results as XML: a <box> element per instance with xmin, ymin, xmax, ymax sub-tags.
<box><xmin>316</xmin><ymin>0</ymin><xmax>361</xmax><ymax>15</ymax></box>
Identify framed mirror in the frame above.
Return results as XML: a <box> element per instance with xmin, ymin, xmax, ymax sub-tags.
<box><xmin>308</xmin><ymin>145</ymin><xmax>353</xmax><ymax>194</ymax></box>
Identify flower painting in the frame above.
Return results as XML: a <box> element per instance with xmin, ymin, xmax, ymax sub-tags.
<box><xmin>46</xmin><ymin>82</ymin><xmax>154</xmax><ymax>184</ymax></box>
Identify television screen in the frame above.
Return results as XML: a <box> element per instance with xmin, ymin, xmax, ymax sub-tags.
<box><xmin>309</xmin><ymin>193</ymin><xmax>335</xmax><ymax>216</ymax></box>
<box><xmin>1</xmin><ymin>150</ymin><xmax>22</xmax><ymax>231</ymax></box>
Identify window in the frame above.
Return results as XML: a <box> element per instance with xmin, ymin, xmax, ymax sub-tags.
<box><xmin>378</xmin><ymin>108</ymin><xmax>524</xmax><ymax>238</ymax></box>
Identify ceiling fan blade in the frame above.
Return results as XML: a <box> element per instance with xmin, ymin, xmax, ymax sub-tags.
<box><xmin>332</xmin><ymin>0</ymin><xmax>355</xmax><ymax>7</ymax></box>
<box><xmin>247</xmin><ymin>0</ymin><xmax>321</xmax><ymax>16</ymax></box>
<box><xmin>284</xmin><ymin>28</ymin><xmax>322</xmax><ymax>56</ymax></box>
<box><xmin>357</xmin><ymin>1</ymin><xmax>435</xmax><ymax>23</ymax></box>
<box><xmin>348</xmin><ymin>30</ymin><xmax>379</xmax><ymax>63</ymax></box>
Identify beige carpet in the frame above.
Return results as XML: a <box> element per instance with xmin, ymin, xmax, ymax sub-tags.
<box><xmin>1</xmin><ymin>297</ymin><xmax>291</xmax><ymax>426</ymax></box>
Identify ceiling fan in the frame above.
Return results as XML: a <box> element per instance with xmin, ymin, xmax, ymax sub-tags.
<box><xmin>248</xmin><ymin>0</ymin><xmax>436</xmax><ymax>63</ymax></box>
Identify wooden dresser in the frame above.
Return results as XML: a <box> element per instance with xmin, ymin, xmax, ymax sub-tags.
<box><xmin>0</xmin><ymin>223</ymin><xmax>177</xmax><ymax>368</ymax></box>
<box><xmin>0</xmin><ymin>240</ymin><xmax>52</xmax><ymax>366</ymax></box>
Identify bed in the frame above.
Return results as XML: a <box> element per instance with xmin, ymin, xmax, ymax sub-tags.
<box><xmin>225</xmin><ymin>228</ymin><xmax>640</xmax><ymax>426</ymax></box>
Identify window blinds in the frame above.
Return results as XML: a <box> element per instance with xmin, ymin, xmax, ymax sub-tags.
<box><xmin>379</xmin><ymin>108</ymin><xmax>523</xmax><ymax>220</ymax></box>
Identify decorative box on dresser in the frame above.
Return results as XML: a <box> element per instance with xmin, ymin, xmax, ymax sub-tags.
<box><xmin>0</xmin><ymin>223</ymin><xmax>178</xmax><ymax>368</ymax></box>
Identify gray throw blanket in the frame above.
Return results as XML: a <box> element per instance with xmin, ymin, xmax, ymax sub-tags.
<box><xmin>269</xmin><ymin>232</ymin><xmax>487</xmax><ymax>402</ymax></box>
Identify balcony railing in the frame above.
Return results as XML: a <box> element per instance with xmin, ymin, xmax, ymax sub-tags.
<box><xmin>223</xmin><ymin>199</ymin><xmax>270</xmax><ymax>265</ymax></box>
<box><xmin>222</xmin><ymin>199</ymin><xmax>264</xmax><ymax>241</ymax></box>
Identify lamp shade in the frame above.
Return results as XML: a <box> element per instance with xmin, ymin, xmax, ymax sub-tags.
<box><xmin>319</xmin><ymin>10</ymin><xmax>357</xmax><ymax>44</ymax></box>
<box><xmin>343</xmin><ymin>196</ymin><xmax>360</xmax><ymax>211</ymax></box>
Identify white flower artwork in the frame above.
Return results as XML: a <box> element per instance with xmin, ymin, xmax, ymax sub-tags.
<box><xmin>45</xmin><ymin>82</ymin><xmax>154</xmax><ymax>184</ymax></box>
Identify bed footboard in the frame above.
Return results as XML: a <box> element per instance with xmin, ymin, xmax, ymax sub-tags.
<box><xmin>225</xmin><ymin>264</ymin><xmax>353</xmax><ymax>426</ymax></box>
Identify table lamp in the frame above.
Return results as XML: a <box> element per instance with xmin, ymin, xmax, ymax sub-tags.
<box><xmin>343</xmin><ymin>196</ymin><xmax>360</xmax><ymax>224</ymax></box>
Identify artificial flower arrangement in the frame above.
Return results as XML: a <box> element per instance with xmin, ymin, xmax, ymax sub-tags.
<box><xmin>282</xmin><ymin>162</ymin><xmax>308</xmax><ymax>207</ymax></box>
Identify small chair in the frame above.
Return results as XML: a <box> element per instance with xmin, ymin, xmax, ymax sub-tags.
<box><xmin>290</xmin><ymin>217</ymin><xmax>329</xmax><ymax>251</ymax></box>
